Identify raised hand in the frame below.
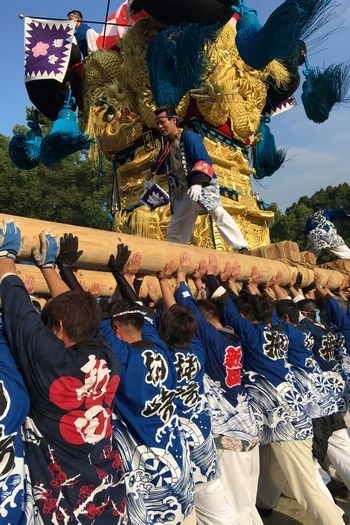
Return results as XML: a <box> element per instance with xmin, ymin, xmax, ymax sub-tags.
<box><xmin>313</xmin><ymin>271</ymin><xmax>322</xmax><ymax>289</ymax></box>
<box><xmin>123</xmin><ymin>251</ymin><xmax>142</xmax><ymax>277</ymax></box>
<box><xmin>146</xmin><ymin>278</ymin><xmax>160</xmax><ymax>302</ymax></box>
<box><xmin>56</xmin><ymin>233</ymin><xmax>83</xmax><ymax>268</ymax></box>
<box><xmin>192</xmin><ymin>259</ymin><xmax>207</xmax><ymax>281</ymax></box>
<box><xmin>22</xmin><ymin>275</ymin><xmax>36</xmax><ymax>295</ymax></box>
<box><xmin>158</xmin><ymin>261</ymin><xmax>177</xmax><ymax>280</ymax></box>
<box><xmin>108</xmin><ymin>243</ymin><xmax>131</xmax><ymax>276</ymax></box>
<box><xmin>207</xmin><ymin>254</ymin><xmax>219</xmax><ymax>276</ymax></box>
<box><xmin>229</xmin><ymin>260</ymin><xmax>241</xmax><ymax>282</ymax></box>
<box><xmin>287</xmin><ymin>271</ymin><xmax>297</xmax><ymax>289</ymax></box>
<box><xmin>274</xmin><ymin>270</ymin><xmax>283</xmax><ymax>286</ymax></box>
<box><xmin>89</xmin><ymin>282</ymin><xmax>102</xmax><ymax>298</ymax></box>
<box><xmin>219</xmin><ymin>261</ymin><xmax>234</xmax><ymax>283</ymax></box>
<box><xmin>0</xmin><ymin>219</ymin><xmax>23</xmax><ymax>260</ymax></box>
<box><xmin>32</xmin><ymin>231</ymin><xmax>59</xmax><ymax>269</ymax></box>
<box><xmin>249</xmin><ymin>265</ymin><xmax>262</xmax><ymax>285</ymax></box>
<box><xmin>178</xmin><ymin>251</ymin><xmax>193</xmax><ymax>276</ymax></box>
<box><xmin>77</xmin><ymin>278</ymin><xmax>89</xmax><ymax>292</ymax></box>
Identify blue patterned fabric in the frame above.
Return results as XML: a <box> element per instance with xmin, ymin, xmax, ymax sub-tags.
<box><xmin>101</xmin><ymin>318</ymin><xmax>195</xmax><ymax>525</ymax></box>
<box><xmin>298</xmin><ymin>315</ymin><xmax>347</xmax><ymax>413</ymax></box>
<box><xmin>322</xmin><ymin>296</ymin><xmax>350</xmax><ymax>411</ymax></box>
<box><xmin>0</xmin><ymin>313</ymin><xmax>34</xmax><ymax>524</ymax></box>
<box><xmin>167</xmin><ymin>338</ymin><xmax>218</xmax><ymax>484</ymax></box>
<box><xmin>271</xmin><ymin>314</ymin><xmax>339</xmax><ymax>419</ymax></box>
<box><xmin>175</xmin><ymin>282</ymin><xmax>258</xmax><ymax>451</ymax></box>
<box><xmin>217</xmin><ymin>294</ymin><xmax>313</xmax><ymax>445</ymax></box>
<box><xmin>143</xmin><ymin>313</ymin><xmax>219</xmax><ymax>484</ymax></box>
<box><xmin>305</xmin><ymin>208</ymin><xmax>349</xmax><ymax>254</ymax></box>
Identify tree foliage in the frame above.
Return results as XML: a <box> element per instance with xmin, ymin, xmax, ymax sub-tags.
<box><xmin>0</xmin><ymin>132</ymin><xmax>115</xmax><ymax>230</ymax></box>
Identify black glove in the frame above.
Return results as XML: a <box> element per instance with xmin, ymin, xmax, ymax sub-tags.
<box><xmin>108</xmin><ymin>243</ymin><xmax>131</xmax><ymax>276</ymax></box>
<box><xmin>56</xmin><ymin>233</ymin><xmax>83</xmax><ymax>269</ymax></box>
<box><xmin>294</xmin><ymin>271</ymin><xmax>303</xmax><ymax>290</ymax></box>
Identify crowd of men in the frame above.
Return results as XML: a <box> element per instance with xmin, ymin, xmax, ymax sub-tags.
<box><xmin>1</xmin><ymin>219</ymin><xmax>350</xmax><ymax>525</ymax></box>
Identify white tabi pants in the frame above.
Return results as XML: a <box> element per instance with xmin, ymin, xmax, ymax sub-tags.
<box><xmin>218</xmin><ymin>446</ymin><xmax>263</xmax><ymax>525</ymax></box>
<box><xmin>256</xmin><ymin>444</ymin><xmax>281</xmax><ymax>510</ymax></box>
<box><xmin>166</xmin><ymin>193</ymin><xmax>247</xmax><ymax>250</ymax></box>
<box><xmin>329</xmin><ymin>244</ymin><xmax>350</xmax><ymax>259</ymax></box>
<box><xmin>194</xmin><ymin>477</ymin><xmax>237</xmax><ymax>525</ymax></box>
<box><xmin>327</xmin><ymin>428</ymin><xmax>350</xmax><ymax>491</ymax></box>
<box><xmin>182</xmin><ymin>508</ymin><xmax>197</xmax><ymax>525</ymax></box>
<box><xmin>269</xmin><ymin>440</ymin><xmax>345</xmax><ymax>525</ymax></box>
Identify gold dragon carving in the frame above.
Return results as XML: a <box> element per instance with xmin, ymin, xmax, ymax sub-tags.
<box><xmin>82</xmin><ymin>18</ymin><xmax>290</xmax><ymax>250</ymax></box>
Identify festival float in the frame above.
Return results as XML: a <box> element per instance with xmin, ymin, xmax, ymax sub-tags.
<box><xmin>7</xmin><ymin>0</ymin><xmax>350</xmax><ymax>295</ymax></box>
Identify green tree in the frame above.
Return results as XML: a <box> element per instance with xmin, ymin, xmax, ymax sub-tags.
<box><xmin>0</xmin><ymin>132</ymin><xmax>115</xmax><ymax>230</ymax></box>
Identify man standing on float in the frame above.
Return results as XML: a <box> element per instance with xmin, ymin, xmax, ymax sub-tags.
<box><xmin>145</xmin><ymin>105</ymin><xmax>250</xmax><ymax>253</ymax></box>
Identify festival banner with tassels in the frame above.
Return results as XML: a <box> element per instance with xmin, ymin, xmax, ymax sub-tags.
<box><xmin>24</xmin><ymin>18</ymin><xmax>75</xmax><ymax>83</ymax></box>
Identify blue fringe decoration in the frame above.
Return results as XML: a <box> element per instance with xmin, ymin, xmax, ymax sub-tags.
<box><xmin>40</xmin><ymin>87</ymin><xmax>94</xmax><ymax>169</ymax></box>
<box><xmin>146</xmin><ymin>22</ymin><xmax>220</xmax><ymax>107</ymax></box>
<box><xmin>253</xmin><ymin>119</ymin><xmax>287</xmax><ymax>179</ymax></box>
<box><xmin>301</xmin><ymin>60</ymin><xmax>350</xmax><ymax>123</ymax></box>
<box><xmin>8</xmin><ymin>116</ymin><xmax>42</xmax><ymax>170</ymax></box>
<box><xmin>234</xmin><ymin>0</ymin><xmax>336</xmax><ymax>70</ymax></box>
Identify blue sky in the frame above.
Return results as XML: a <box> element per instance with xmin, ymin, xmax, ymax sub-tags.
<box><xmin>2</xmin><ymin>0</ymin><xmax>349</xmax><ymax>211</ymax></box>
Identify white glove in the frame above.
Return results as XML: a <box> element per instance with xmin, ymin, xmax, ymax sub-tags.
<box><xmin>187</xmin><ymin>184</ymin><xmax>202</xmax><ymax>202</ymax></box>
<box><xmin>31</xmin><ymin>231</ymin><xmax>59</xmax><ymax>269</ymax></box>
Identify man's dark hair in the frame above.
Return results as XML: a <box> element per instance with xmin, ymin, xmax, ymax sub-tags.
<box><xmin>297</xmin><ymin>298</ymin><xmax>317</xmax><ymax>314</ymax></box>
<box><xmin>196</xmin><ymin>299</ymin><xmax>220</xmax><ymax>324</ymax></box>
<box><xmin>158</xmin><ymin>305</ymin><xmax>196</xmax><ymax>348</ymax></box>
<box><xmin>154</xmin><ymin>105</ymin><xmax>178</xmax><ymax>119</ymax></box>
<box><xmin>275</xmin><ymin>299</ymin><xmax>300</xmax><ymax>325</ymax></box>
<box><xmin>235</xmin><ymin>293</ymin><xmax>274</xmax><ymax>324</ymax></box>
<box><xmin>41</xmin><ymin>290</ymin><xmax>101</xmax><ymax>341</ymax></box>
<box><xmin>67</xmin><ymin>10</ymin><xmax>83</xmax><ymax>19</ymax></box>
<box><xmin>111</xmin><ymin>300</ymin><xmax>144</xmax><ymax>332</ymax></box>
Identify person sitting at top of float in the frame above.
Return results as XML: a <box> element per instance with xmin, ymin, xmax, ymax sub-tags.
<box><xmin>67</xmin><ymin>9</ymin><xmax>99</xmax><ymax>58</ymax></box>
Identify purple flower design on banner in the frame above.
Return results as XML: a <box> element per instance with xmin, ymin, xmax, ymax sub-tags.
<box><xmin>25</xmin><ymin>18</ymin><xmax>74</xmax><ymax>82</ymax></box>
<box><xmin>140</xmin><ymin>182</ymin><xmax>170</xmax><ymax>210</ymax></box>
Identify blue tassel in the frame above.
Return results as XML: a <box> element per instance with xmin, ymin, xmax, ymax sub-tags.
<box><xmin>40</xmin><ymin>87</ymin><xmax>94</xmax><ymax>169</ymax></box>
<box><xmin>234</xmin><ymin>0</ymin><xmax>334</xmax><ymax>71</ymax></box>
<box><xmin>301</xmin><ymin>59</ymin><xmax>350</xmax><ymax>123</ymax></box>
<box><xmin>253</xmin><ymin>119</ymin><xmax>287</xmax><ymax>179</ymax></box>
<box><xmin>8</xmin><ymin>114</ymin><xmax>42</xmax><ymax>170</ymax></box>
<box><xmin>147</xmin><ymin>22</ymin><xmax>220</xmax><ymax>107</ymax></box>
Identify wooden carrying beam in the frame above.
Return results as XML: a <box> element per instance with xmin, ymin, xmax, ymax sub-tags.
<box><xmin>0</xmin><ymin>213</ymin><xmax>346</xmax><ymax>295</ymax></box>
<box><xmin>15</xmin><ymin>265</ymin><xmax>118</xmax><ymax>298</ymax></box>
